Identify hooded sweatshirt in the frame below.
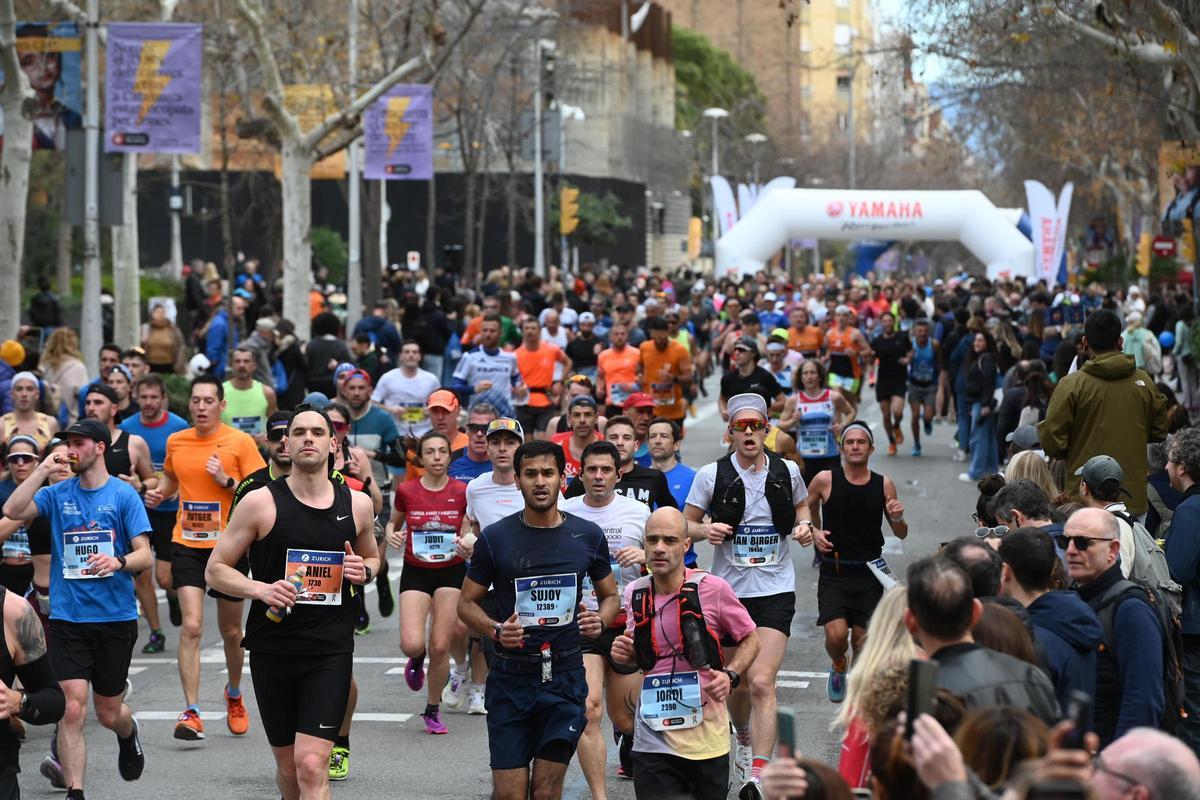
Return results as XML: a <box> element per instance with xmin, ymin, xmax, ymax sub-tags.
<box><xmin>1038</xmin><ymin>349</ymin><xmax>1169</xmax><ymax>515</ymax></box>
<box><xmin>1026</xmin><ymin>590</ymin><xmax>1103</xmax><ymax>731</ymax></box>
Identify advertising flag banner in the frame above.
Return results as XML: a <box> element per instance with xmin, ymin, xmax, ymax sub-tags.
<box><xmin>710</xmin><ymin>176</ymin><xmax>738</xmax><ymax>237</ymax></box>
<box><xmin>1024</xmin><ymin>180</ymin><xmax>1073</xmax><ymax>286</ymax></box>
<box><xmin>0</xmin><ymin>21</ymin><xmax>82</xmax><ymax>151</ymax></box>
<box><xmin>104</xmin><ymin>23</ymin><xmax>203</xmax><ymax>154</ymax></box>
<box><xmin>364</xmin><ymin>84</ymin><xmax>432</xmax><ymax>180</ymax></box>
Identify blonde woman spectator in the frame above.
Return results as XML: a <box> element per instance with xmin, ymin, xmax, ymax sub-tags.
<box><xmin>39</xmin><ymin>328</ymin><xmax>88</xmax><ymax>426</ymax></box>
<box><xmin>1005</xmin><ymin>450</ymin><xmax>1061</xmax><ymax>502</ymax></box>
<box><xmin>832</xmin><ymin>585</ymin><xmax>921</xmax><ymax>789</ymax></box>
<box><xmin>141</xmin><ymin>302</ymin><xmax>187</xmax><ymax>374</ymax></box>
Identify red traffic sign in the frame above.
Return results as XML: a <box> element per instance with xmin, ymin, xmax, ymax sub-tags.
<box><xmin>1152</xmin><ymin>236</ymin><xmax>1177</xmax><ymax>257</ymax></box>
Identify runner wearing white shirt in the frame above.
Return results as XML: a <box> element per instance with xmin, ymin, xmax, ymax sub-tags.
<box><xmin>683</xmin><ymin>394</ymin><xmax>815</xmax><ymax>799</ymax></box>
<box><xmin>372</xmin><ymin>341</ymin><xmax>442</xmax><ymax>439</ymax></box>
<box><xmin>560</xmin><ymin>440</ymin><xmax>648</xmax><ymax>791</ymax></box>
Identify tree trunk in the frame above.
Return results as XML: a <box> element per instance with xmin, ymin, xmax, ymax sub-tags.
<box><xmin>425</xmin><ymin>175</ymin><xmax>437</xmax><ymax>277</ymax></box>
<box><xmin>0</xmin><ymin>0</ymin><xmax>33</xmax><ymax>336</ymax></box>
<box><xmin>280</xmin><ymin>139</ymin><xmax>315</xmax><ymax>339</ymax></box>
<box><xmin>112</xmin><ymin>153</ymin><xmax>141</xmax><ymax>349</ymax></box>
<box><xmin>363</xmin><ymin>178</ymin><xmax>381</xmax><ymax>307</ymax></box>
<box><xmin>475</xmin><ymin>169</ymin><xmax>492</xmax><ymax>284</ymax></box>
<box><xmin>463</xmin><ymin>169</ymin><xmax>476</xmax><ymax>286</ymax></box>
<box><xmin>56</xmin><ymin>219</ymin><xmax>72</xmax><ymax>296</ymax></box>
<box><xmin>505</xmin><ymin>168</ymin><xmax>517</xmax><ymax>268</ymax></box>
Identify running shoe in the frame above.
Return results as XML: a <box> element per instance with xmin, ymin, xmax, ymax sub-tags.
<box><xmin>442</xmin><ymin>668</ymin><xmax>467</xmax><ymax>710</ymax></box>
<box><xmin>167</xmin><ymin>594</ymin><xmax>182</xmax><ymax>627</ymax></box>
<box><xmin>894</xmin><ymin>429</ymin><xmax>904</xmax><ymax>447</ymax></box>
<box><xmin>40</xmin><ymin>755</ymin><xmax>65</xmax><ymax>789</ymax></box>
<box><xmin>225</xmin><ymin>688</ymin><xmax>249</xmax><ymax>736</ymax></box>
<box><xmin>328</xmin><ymin>746</ymin><xmax>350</xmax><ymax>781</ymax></box>
<box><xmin>958</xmin><ymin>472</ymin><xmax>974</xmax><ymax>483</ymax></box>
<box><xmin>827</xmin><ymin>669</ymin><xmax>847</xmax><ymax>703</ymax></box>
<box><xmin>887</xmin><ymin>442</ymin><xmax>896</xmax><ymax>456</ymax></box>
<box><xmin>354</xmin><ymin>607</ymin><xmax>371</xmax><ymax>636</ymax></box>
<box><xmin>924</xmin><ymin>418</ymin><xmax>933</xmax><ymax>436</ymax></box>
<box><xmin>422</xmin><ymin>709</ymin><xmax>448</xmax><ymax>735</ymax></box>
<box><xmin>377</xmin><ymin>572</ymin><xmax>395</xmax><ymax>618</ymax></box>
<box><xmin>117</xmin><ymin>718</ymin><xmax>145</xmax><ymax>781</ymax></box>
<box><xmin>912</xmin><ymin>445</ymin><xmax>922</xmax><ymax>457</ymax></box>
<box><xmin>467</xmin><ymin>686</ymin><xmax>487</xmax><ymax>715</ymax></box>
<box><xmin>405</xmin><ymin>656</ymin><xmax>426</xmax><ymax>692</ymax></box>
<box><xmin>733</xmin><ymin>742</ymin><xmax>752</xmax><ymax>784</ymax></box>
<box><xmin>738</xmin><ymin>779</ymin><xmax>765</xmax><ymax>800</ymax></box>
<box><xmin>617</xmin><ymin>731</ymin><xmax>634</xmax><ymax>779</ymax></box>
<box><xmin>173</xmin><ymin>709</ymin><xmax>204</xmax><ymax>740</ymax></box>
<box><xmin>141</xmin><ymin>630</ymin><xmax>165</xmax><ymax>654</ymax></box>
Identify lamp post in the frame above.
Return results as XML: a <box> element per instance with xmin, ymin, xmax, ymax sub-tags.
<box><xmin>744</xmin><ymin>132</ymin><xmax>767</xmax><ymax>185</ymax></box>
<box><xmin>559</xmin><ymin>103</ymin><xmax>585</xmax><ymax>276</ymax></box>
<box><xmin>702</xmin><ymin>107</ymin><xmax>728</xmax><ymax>245</ymax></box>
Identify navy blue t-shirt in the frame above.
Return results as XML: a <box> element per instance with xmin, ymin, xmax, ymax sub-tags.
<box><xmin>467</xmin><ymin>511</ymin><xmax>611</xmax><ymax>667</ymax></box>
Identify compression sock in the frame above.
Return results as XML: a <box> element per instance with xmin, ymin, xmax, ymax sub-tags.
<box><xmin>750</xmin><ymin>756</ymin><xmax>770</xmax><ymax>782</ymax></box>
<box><xmin>735</xmin><ymin>726</ymin><xmax>752</xmax><ymax>747</ymax></box>
<box><xmin>334</xmin><ymin>734</ymin><xmax>349</xmax><ymax>750</ymax></box>
<box><xmin>424</xmin><ymin>703</ymin><xmax>439</xmax><ymax>717</ymax></box>
<box><xmin>66</xmin><ymin>790</ymin><xmax>85</xmax><ymax>800</ymax></box>
<box><xmin>225</xmin><ymin>684</ymin><xmax>241</xmax><ymax>699</ymax></box>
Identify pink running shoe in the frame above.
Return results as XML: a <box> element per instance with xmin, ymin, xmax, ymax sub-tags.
<box><xmin>422</xmin><ymin>709</ymin><xmax>448</xmax><ymax>735</ymax></box>
<box><xmin>404</xmin><ymin>656</ymin><xmax>425</xmax><ymax>692</ymax></box>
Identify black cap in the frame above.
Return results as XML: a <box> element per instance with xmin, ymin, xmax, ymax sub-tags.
<box><xmin>85</xmin><ymin>382</ymin><xmax>120</xmax><ymax>405</ymax></box>
<box><xmin>62</xmin><ymin>418</ymin><xmax>111</xmax><ymax>447</ymax></box>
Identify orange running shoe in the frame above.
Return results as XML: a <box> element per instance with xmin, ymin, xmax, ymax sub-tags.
<box><xmin>894</xmin><ymin>428</ymin><xmax>904</xmax><ymax>447</ymax></box>
<box><xmin>174</xmin><ymin>709</ymin><xmax>204</xmax><ymax>740</ymax></box>
<box><xmin>887</xmin><ymin>442</ymin><xmax>897</xmax><ymax>456</ymax></box>
<box><xmin>225</xmin><ymin>688</ymin><xmax>249</xmax><ymax>736</ymax></box>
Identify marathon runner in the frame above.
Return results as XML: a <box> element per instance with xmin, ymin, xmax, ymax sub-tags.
<box><xmin>85</xmin><ymin>384</ymin><xmax>155</xmax><ymax>494</ymax></box>
<box><xmin>120</xmin><ymin>374</ymin><xmax>190</xmax><ymax>652</ymax></box>
<box><xmin>638</xmin><ymin>317</ymin><xmax>692</xmax><ymax>431</ymax></box>
<box><xmin>545</xmin><ymin>375</ymin><xmax>606</xmax><ymax>436</ymax></box>
<box><xmin>621</xmin><ymin>393</ymin><xmax>656</xmax><ymax>467</ymax></box>
<box><xmin>612</xmin><ymin>506</ymin><xmax>760</xmax><ymax>800</ymax></box>
<box><xmin>596</xmin><ymin>323</ymin><xmax>641</xmax><ymax>418</ymax></box>
<box><xmin>514</xmin><ymin>317</ymin><xmax>572</xmax><ymax>439</ymax></box>
<box><xmin>549</xmin><ymin>395</ymin><xmax>603</xmax><ymax>486</ymax></box>
<box><xmin>221</xmin><ymin>347</ymin><xmax>279</xmax><ymax>448</ymax></box>
<box><xmin>560</xmin><ymin>440</ymin><xmax>650</xmax><ymax>790</ymax></box>
<box><xmin>787</xmin><ymin>360</ymin><xmax>856</xmax><ymax>486</ymax></box>
<box><xmin>824</xmin><ymin>305</ymin><xmax>872</xmax><ymax>411</ymax></box>
<box><xmin>804</xmin><ymin>421</ymin><xmax>907</xmax><ymax>704</ymax></box>
<box><xmin>0</xmin><ymin>436</ymin><xmax>40</xmax><ymax>597</ymax></box>
<box><xmin>449</xmin><ymin>403</ymin><xmax>500</xmax><ymax>482</ymax></box>
<box><xmin>143</xmin><ymin>375</ymin><xmax>266</xmax><ymax>741</ymax></box>
<box><xmin>372</xmin><ymin>339</ymin><xmax>442</xmax><ymax>440</ymax></box>
<box><xmin>453</xmin><ymin>313</ymin><xmax>528</xmax><ymax>418</ymax></box>
<box><xmin>870</xmin><ymin>311</ymin><xmax>910</xmax><ymax>457</ymax></box>
<box><xmin>207</xmin><ymin>404</ymin><xmax>378</xmax><ymax>800</ymax></box>
<box><xmin>457</xmin><ymin>439</ymin><xmax>617</xmax><ymax>800</ymax></box>
<box><xmin>103</xmin><ymin>365</ymin><xmax>139</xmax><ymax>422</ymax></box>
<box><xmin>389</xmin><ymin>430</ymin><xmax>469</xmax><ymax>735</ymax></box>
<box><xmin>905</xmin><ymin>318</ymin><xmax>940</xmax><ymax>457</ymax></box>
<box><xmin>564</xmin><ymin>416</ymin><xmax>677</xmax><ymax>510</ymax></box>
<box><xmin>23</xmin><ymin>439</ymin><xmax>73</xmax><ymax>641</ymax></box>
<box><xmin>719</xmin><ymin>336</ymin><xmax>786</xmax><ymax>421</ymax></box>
<box><xmin>1</xmin><ymin>372</ymin><xmax>58</xmax><ymax>448</ymax></box>
<box><xmin>682</xmin><ymin>393</ymin><xmax>815</xmax><ymax>799</ymax></box>
<box><xmin>4</xmin><ymin>418</ymin><xmax>151</xmax><ymax>799</ymax></box>
<box><xmin>786</xmin><ymin>306</ymin><xmax>824</xmax><ymax>360</ymax></box>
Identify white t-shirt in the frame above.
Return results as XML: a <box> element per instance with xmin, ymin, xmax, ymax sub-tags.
<box><xmin>560</xmin><ymin>493</ymin><xmax>650</xmax><ymax>611</ymax></box>
<box><xmin>685</xmin><ymin>456</ymin><xmax>807</xmax><ymax>597</ymax></box>
<box><xmin>371</xmin><ymin>367</ymin><xmax>442</xmax><ymax>438</ymax></box>
<box><xmin>466</xmin><ymin>471</ymin><xmax>524</xmax><ymax>532</ymax></box>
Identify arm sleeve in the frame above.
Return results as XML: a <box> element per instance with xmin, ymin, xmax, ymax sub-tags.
<box><xmin>1113</xmin><ymin>599</ymin><xmax>1166</xmax><ymax>738</ymax></box>
<box><xmin>14</xmin><ymin>654</ymin><xmax>64</xmax><ymax>725</ymax></box>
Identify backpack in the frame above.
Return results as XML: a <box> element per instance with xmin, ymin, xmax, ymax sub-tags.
<box><xmin>1110</xmin><ymin>509</ymin><xmax>1183</xmax><ymax>619</ymax></box>
<box><xmin>1146</xmin><ymin>484</ymin><xmax>1175</xmax><ymax>540</ymax></box>
<box><xmin>1094</xmin><ymin>578</ymin><xmax>1187</xmax><ymax>735</ymax></box>
<box><xmin>630</xmin><ymin>570</ymin><xmax>724</xmax><ymax>673</ymax></box>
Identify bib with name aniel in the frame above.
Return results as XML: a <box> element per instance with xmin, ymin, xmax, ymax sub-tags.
<box><xmin>731</xmin><ymin>524</ymin><xmax>780</xmax><ymax>567</ymax></box>
<box><xmin>181</xmin><ymin>500</ymin><xmax>222</xmax><ymax>542</ymax></box>
<box><xmin>639</xmin><ymin>672</ymin><xmax>702</xmax><ymax>730</ymax></box>
<box><xmin>62</xmin><ymin>529</ymin><xmax>115</xmax><ymax>579</ymax></box>
<box><xmin>285</xmin><ymin>548</ymin><xmax>345</xmax><ymax>605</ymax></box>
<box><xmin>515</xmin><ymin>573</ymin><xmax>577</xmax><ymax>627</ymax></box>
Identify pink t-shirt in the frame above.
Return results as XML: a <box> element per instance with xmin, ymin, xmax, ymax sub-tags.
<box><xmin>622</xmin><ymin>570</ymin><xmax>756</xmax><ymax>760</ymax></box>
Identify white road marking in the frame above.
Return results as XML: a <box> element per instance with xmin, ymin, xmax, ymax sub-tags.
<box><xmin>777</xmin><ymin>680</ymin><xmax>810</xmax><ymax>689</ymax></box>
<box><xmin>777</xmin><ymin>670</ymin><xmax>829</xmax><ymax>679</ymax></box>
<box><xmin>134</xmin><ymin>711</ymin><xmax>413</xmax><ymax>723</ymax></box>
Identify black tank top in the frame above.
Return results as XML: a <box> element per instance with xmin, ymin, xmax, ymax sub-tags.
<box><xmin>820</xmin><ymin>467</ymin><xmax>885</xmax><ymax>566</ymax></box>
<box><xmin>103</xmin><ymin>430</ymin><xmax>133</xmax><ymax>478</ymax></box>
<box><xmin>0</xmin><ymin>588</ymin><xmax>19</xmax><ymax>772</ymax></box>
<box><xmin>241</xmin><ymin>478</ymin><xmax>359</xmax><ymax>656</ymax></box>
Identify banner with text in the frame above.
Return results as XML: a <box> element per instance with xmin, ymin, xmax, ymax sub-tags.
<box><xmin>105</xmin><ymin>23</ymin><xmax>203</xmax><ymax>154</ymax></box>
<box><xmin>0</xmin><ymin>21</ymin><xmax>82</xmax><ymax>151</ymax></box>
<box><xmin>1024</xmin><ymin>180</ymin><xmax>1073</xmax><ymax>287</ymax></box>
<box><xmin>363</xmin><ymin>84</ymin><xmax>433</xmax><ymax>180</ymax></box>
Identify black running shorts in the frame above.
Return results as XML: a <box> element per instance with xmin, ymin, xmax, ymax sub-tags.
<box><xmin>249</xmin><ymin>650</ymin><xmax>353</xmax><ymax>748</ymax></box>
<box><xmin>49</xmin><ymin>619</ymin><xmax>137</xmax><ymax>697</ymax></box>
<box><xmin>581</xmin><ymin>625</ymin><xmax>639</xmax><ymax>675</ymax></box>
<box><xmin>817</xmin><ymin>564</ymin><xmax>884</xmax><ymax>628</ymax></box>
<box><xmin>171</xmin><ymin>544</ymin><xmax>249</xmax><ymax>601</ymax></box>
<box><xmin>397</xmin><ymin>561</ymin><xmax>467</xmax><ymax>596</ymax></box>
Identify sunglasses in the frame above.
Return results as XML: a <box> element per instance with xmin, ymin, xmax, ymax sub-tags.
<box><xmin>974</xmin><ymin>525</ymin><xmax>1009</xmax><ymax>539</ymax></box>
<box><xmin>467</xmin><ymin>423</ymin><xmax>489</xmax><ymax>434</ymax></box>
<box><xmin>267</xmin><ymin>429</ymin><xmax>288</xmax><ymax>443</ymax></box>
<box><xmin>729</xmin><ymin>418</ymin><xmax>768</xmax><ymax>433</ymax></box>
<box><xmin>733</xmin><ymin>346</ymin><xmax>753</xmax><ymax>353</ymax></box>
<box><xmin>331</xmin><ymin>420</ymin><xmax>349</xmax><ymax>433</ymax></box>
<box><xmin>5</xmin><ymin>454</ymin><xmax>35</xmax><ymax>465</ymax></box>
<box><xmin>568</xmin><ymin>374</ymin><xmax>592</xmax><ymax>385</ymax></box>
<box><xmin>1054</xmin><ymin>534</ymin><xmax>1115</xmax><ymax>551</ymax></box>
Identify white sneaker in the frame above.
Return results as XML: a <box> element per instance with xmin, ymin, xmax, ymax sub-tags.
<box><xmin>952</xmin><ymin>450</ymin><xmax>967</xmax><ymax>462</ymax></box>
<box><xmin>467</xmin><ymin>686</ymin><xmax>487</xmax><ymax>715</ymax></box>
<box><xmin>958</xmin><ymin>472</ymin><xmax>974</xmax><ymax>483</ymax></box>
<box><xmin>441</xmin><ymin>668</ymin><xmax>468</xmax><ymax>710</ymax></box>
<box><xmin>734</xmin><ymin>742</ymin><xmax>752</xmax><ymax>784</ymax></box>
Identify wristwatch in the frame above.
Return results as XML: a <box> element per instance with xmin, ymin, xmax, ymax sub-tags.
<box><xmin>363</xmin><ymin>565</ymin><xmax>374</xmax><ymax>584</ymax></box>
<box><xmin>224</xmin><ymin>476</ymin><xmax>235</xmax><ymax>489</ymax></box>
<box><xmin>492</xmin><ymin>622</ymin><xmax>504</xmax><ymax>642</ymax></box>
<box><xmin>116</xmin><ymin>554</ymin><xmax>127</xmax><ymax>572</ymax></box>
<box><xmin>723</xmin><ymin>668</ymin><xmax>741</xmax><ymax>689</ymax></box>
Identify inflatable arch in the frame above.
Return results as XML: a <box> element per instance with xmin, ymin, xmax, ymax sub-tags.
<box><xmin>714</xmin><ymin>188</ymin><xmax>1035</xmax><ymax>281</ymax></box>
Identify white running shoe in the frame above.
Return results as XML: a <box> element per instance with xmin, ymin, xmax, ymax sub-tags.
<box><xmin>467</xmin><ymin>686</ymin><xmax>487</xmax><ymax>715</ymax></box>
<box><xmin>734</xmin><ymin>742</ymin><xmax>752</xmax><ymax>784</ymax></box>
<box><xmin>442</xmin><ymin>668</ymin><xmax>468</xmax><ymax>710</ymax></box>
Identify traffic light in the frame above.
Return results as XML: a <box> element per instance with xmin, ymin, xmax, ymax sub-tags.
<box><xmin>560</xmin><ymin>186</ymin><xmax>580</xmax><ymax>235</ymax></box>
<box><xmin>1136</xmin><ymin>231</ymin><xmax>1152</xmax><ymax>277</ymax></box>
<box><xmin>540</xmin><ymin>43</ymin><xmax>557</xmax><ymax>112</ymax></box>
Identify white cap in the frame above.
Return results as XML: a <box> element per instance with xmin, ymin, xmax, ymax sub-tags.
<box><xmin>578</xmin><ymin>311</ymin><xmax>596</xmax><ymax>324</ymax></box>
<box><xmin>763</xmin><ymin>291</ymin><xmax>777</xmax><ymax>301</ymax></box>
<box><xmin>691</xmin><ymin>280</ymin><xmax>706</xmax><ymax>294</ymax></box>
<box><xmin>726</xmin><ymin>393</ymin><xmax>768</xmax><ymax>420</ymax></box>
<box><xmin>188</xmin><ymin>353</ymin><xmax>211</xmax><ymax>376</ymax></box>
<box><xmin>835</xmin><ymin>304</ymin><xmax>852</xmax><ymax>315</ymax></box>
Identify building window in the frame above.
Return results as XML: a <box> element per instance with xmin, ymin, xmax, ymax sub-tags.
<box><xmin>834</xmin><ymin>23</ymin><xmax>853</xmax><ymax>53</ymax></box>
<box><xmin>801</xmin><ymin>85</ymin><xmax>813</xmax><ymax>97</ymax></box>
<box><xmin>837</xmin><ymin>112</ymin><xmax>848</xmax><ymax>131</ymax></box>
<box><xmin>836</xmin><ymin>74</ymin><xmax>851</xmax><ymax>95</ymax></box>
<box><xmin>800</xmin><ymin>39</ymin><xmax>812</xmax><ymax>53</ymax></box>
<box><xmin>835</xmin><ymin>0</ymin><xmax>850</xmax><ymax>6</ymax></box>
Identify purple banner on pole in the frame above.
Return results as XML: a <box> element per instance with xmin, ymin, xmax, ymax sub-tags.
<box><xmin>363</xmin><ymin>84</ymin><xmax>433</xmax><ymax>180</ymax></box>
<box><xmin>104</xmin><ymin>23</ymin><xmax>203</xmax><ymax>154</ymax></box>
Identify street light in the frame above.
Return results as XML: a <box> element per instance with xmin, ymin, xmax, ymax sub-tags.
<box><xmin>559</xmin><ymin>103</ymin><xmax>585</xmax><ymax>275</ymax></box>
<box><xmin>744</xmin><ymin>132</ymin><xmax>767</xmax><ymax>185</ymax></box>
<box><xmin>702</xmin><ymin>108</ymin><xmax>728</xmax><ymax>244</ymax></box>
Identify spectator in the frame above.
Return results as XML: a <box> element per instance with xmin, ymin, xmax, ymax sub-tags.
<box><xmin>1039</xmin><ymin>308</ymin><xmax>1169</xmax><ymax>517</ymax></box>
<box><xmin>1075</xmin><ymin>455</ymin><xmax>1139</xmax><ymax>578</ymax></box>
<box><xmin>28</xmin><ymin>275</ymin><xmax>62</xmax><ymax>330</ymax></box>
<box><xmin>941</xmin><ymin>537</ymin><xmax>1003</xmax><ymax>596</ymax></box>
<box><xmin>972</xmin><ymin>602</ymin><xmax>1037</xmax><ymax>664</ymax></box>
<box><xmin>960</xmin><ymin>331</ymin><xmax>1000</xmax><ymax>483</ymax></box>
<box><xmin>1066</xmin><ymin>507</ymin><xmax>1165</xmax><ymax>744</ymax></box>
<box><xmin>1164</xmin><ymin>427</ymin><xmax>1200</xmax><ymax>757</ymax></box>
<box><xmin>241</xmin><ymin>317</ymin><xmax>277</xmax><ymax>388</ymax></box>
<box><xmin>903</xmin><ymin>556</ymin><xmax>1058</xmax><ymax>724</ymax></box>
<box><xmin>954</xmin><ymin>706</ymin><xmax>1048</xmax><ymax>791</ymax></box>
<box><xmin>303</xmin><ymin>311</ymin><xmax>353</xmax><ymax>399</ymax></box>
<box><xmin>998</xmin><ymin>527</ymin><xmax>1102</xmax><ymax>725</ymax></box>
<box><xmin>1147</xmin><ymin>440</ymin><xmax>1184</xmax><ymax>538</ymax></box>
<box><xmin>352</xmin><ymin>300</ymin><xmax>402</xmax><ymax>356</ymax></box>
<box><xmin>272</xmin><ymin>319</ymin><xmax>307</xmax><ymax>410</ymax></box>
<box><xmin>1003</xmin><ymin>450</ymin><xmax>1060</xmax><ymax>502</ymax></box>
<box><xmin>990</xmin><ymin>479</ymin><xmax>1066</xmax><ymax>563</ymax></box>
<box><xmin>1092</xmin><ymin>727</ymin><xmax>1200</xmax><ymax>799</ymax></box>
<box><xmin>38</xmin><ymin>330</ymin><xmax>85</xmax><ymax>425</ymax></box>
<box><xmin>1174</xmin><ymin>300</ymin><xmax>1196</xmax><ymax>417</ymax></box>
<box><xmin>0</xmin><ymin>340</ymin><xmax>23</xmax><ymax>417</ymax></box>
<box><xmin>761</xmin><ymin>757</ymin><xmax>854</xmax><ymax>800</ymax></box>
<box><xmin>204</xmin><ymin>295</ymin><xmax>247</xmax><ymax>379</ymax></box>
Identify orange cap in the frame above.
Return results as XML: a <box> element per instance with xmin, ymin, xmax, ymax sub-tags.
<box><xmin>427</xmin><ymin>390</ymin><xmax>461</xmax><ymax>412</ymax></box>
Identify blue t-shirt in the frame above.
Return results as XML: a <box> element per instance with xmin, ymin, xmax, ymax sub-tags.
<box><xmin>663</xmin><ymin>462</ymin><xmax>699</xmax><ymax>566</ymax></box>
<box><xmin>634</xmin><ymin>443</ymin><xmax>652</xmax><ymax>468</ymax></box>
<box><xmin>467</xmin><ymin>511</ymin><xmax>611</xmax><ymax>668</ymax></box>
<box><xmin>346</xmin><ymin>406</ymin><xmax>400</xmax><ymax>455</ymax></box>
<box><xmin>120</xmin><ymin>411</ymin><xmax>190</xmax><ymax>513</ymax></box>
<box><xmin>34</xmin><ymin>477</ymin><xmax>150</xmax><ymax>623</ymax></box>
<box><xmin>449</xmin><ymin>453</ymin><xmax>491</xmax><ymax>483</ymax></box>
<box><xmin>453</xmin><ymin>347</ymin><xmax>523</xmax><ymax>418</ymax></box>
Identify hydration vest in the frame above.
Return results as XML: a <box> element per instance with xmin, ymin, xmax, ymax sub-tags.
<box><xmin>710</xmin><ymin>452</ymin><xmax>796</xmax><ymax>537</ymax></box>
<box><xmin>630</xmin><ymin>570</ymin><xmax>724</xmax><ymax>672</ymax></box>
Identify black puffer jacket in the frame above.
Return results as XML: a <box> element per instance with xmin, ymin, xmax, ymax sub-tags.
<box><xmin>932</xmin><ymin>642</ymin><xmax>1060</xmax><ymax>725</ymax></box>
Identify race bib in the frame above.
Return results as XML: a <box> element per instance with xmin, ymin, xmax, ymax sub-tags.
<box><xmin>62</xmin><ymin>530</ymin><xmax>115</xmax><ymax>579</ymax></box>
<box><xmin>799</xmin><ymin>422</ymin><xmax>831</xmax><ymax>456</ymax></box>
<box><xmin>285</xmin><ymin>548</ymin><xmax>344</xmax><ymax>605</ymax></box>
<box><xmin>731</xmin><ymin>525</ymin><xmax>780</xmax><ymax>567</ymax></box>
<box><xmin>829</xmin><ymin>373</ymin><xmax>858</xmax><ymax>392</ymax></box>
<box><xmin>411</xmin><ymin>527</ymin><xmax>457</xmax><ymax>563</ymax></box>
<box><xmin>400</xmin><ymin>404</ymin><xmax>425</xmax><ymax>424</ymax></box>
<box><xmin>2</xmin><ymin>526</ymin><xmax>31</xmax><ymax>562</ymax></box>
<box><xmin>581</xmin><ymin>554</ymin><xmax>623</xmax><ymax>610</ymax></box>
<box><xmin>868</xmin><ymin>557</ymin><xmax>898</xmax><ymax>590</ymax></box>
<box><xmin>610</xmin><ymin>384</ymin><xmax>630</xmax><ymax>406</ymax></box>
<box><xmin>515</xmin><ymin>573</ymin><xmax>577</xmax><ymax>627</ymax></box>
<box><xmin>181</xmin><ymin>501</ymin><xmax>222</xmax><ymax>542</ymax></box>
<box><xmin>650</xmin><ymin>382</ymin><xmax>675</xmax><ymax>406</ymax></box>
<box><xmin>639</xmin><ymin>672</ymin><xmax>702</xmax><ymax>730</ymax></box>
<box><xmin>231</xmin><ymin>416</ymin><xmax>263</xmax><ymax>435</ymax></box>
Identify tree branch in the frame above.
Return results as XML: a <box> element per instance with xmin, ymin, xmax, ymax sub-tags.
<box><xmin>0</xmin><ymin>0</ymin><xmax>30</xmax><ymax>108</ymax></box>
<box><xmin>1049</xmin><ymin>6</ymin><xmax>1180</xmax><ymax>65</ymax></box>
<box><xmin>232</xmin><ymin>0</ymin><xmax>302</xmax><ymax>142</ymax></box>
<box><xmin>45</xmin><ymin>0</ymin><xmax>106</xmax><ymax>44</ymax></box>
<box><xmin>304</xmin><ymin>51</ymin><xmax>426</xmax><ymax>148</ymax></box>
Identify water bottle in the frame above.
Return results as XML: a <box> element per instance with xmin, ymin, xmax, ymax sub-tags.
<box><xmin>680</xmin><ymin>614</ymin><xmax>711</xmax><ymax>669</ymax></box>
<box><xmin>265</xmin><ymin>566</ymin><xmax>306</xmax><ymax>622</ymax></box>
